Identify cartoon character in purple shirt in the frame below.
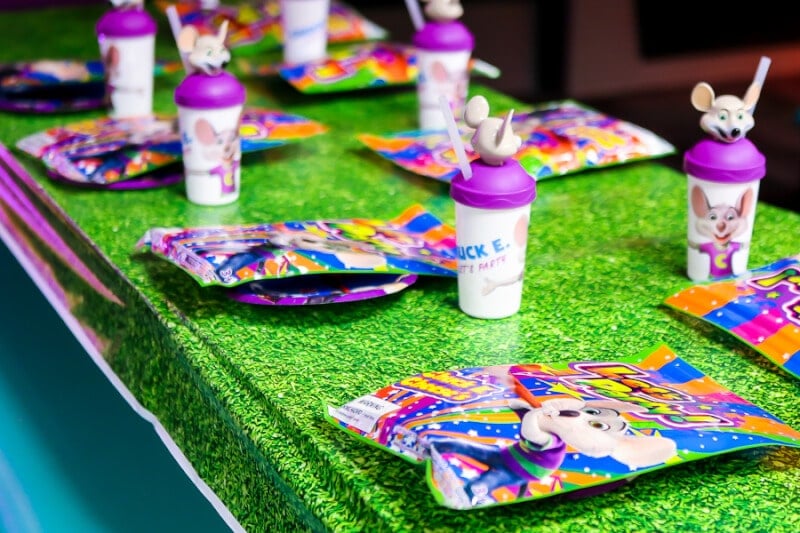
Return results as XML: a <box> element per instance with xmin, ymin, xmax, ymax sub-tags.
<box><xmin>431</xmin><ymin>396</ymin><xmax>677</xmax><ymax>507</ymax></box>
<box><xmin>689</xmin><ymin>185</ymin><xmax>754</xmax><ymax>278</ymax></box>
<box><xmin>194</xmin><ymin>117</ymin><xmax>241</xmax><ymax>194</ymax></box>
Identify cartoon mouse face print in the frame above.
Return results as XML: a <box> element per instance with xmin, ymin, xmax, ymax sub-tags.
<box><xmin>426</xmin><ymin>60</ymin><xmax>468</xmax><ymax>110</ymax></box>
<box><xmin>270</xmin><ymin>231</ymin><xmax>387</xmax><ymax>270</ymax></box>
<box><xmin>690</xmin><ymin>185</ymin><xmax>754</xmax><ymax>278</ymax></box>
<box><xmin>431</xmin><ymin>396</ymin><xmax>677</xmax><ymax>507</ymax></box>
<box><xmin>480</xmin><ymin>213</ymin><xmax>528</xmax><ymax>296</ymax></box>
<box><xmin>692</xmin><ymin>185</ymin><xmax>753</xmax><ymax>248</ymax></box>
<box><xmin>99</xmin><ymin>21</ymin><xmax>152</xmax><ymax>117</ymax></box>
<box><xmin>193</xmin><ymin>116</ymin><xmax>241</xmax><ymax>194</ymax></box>
<box><xmin>101</xmin><ymin>44</ymin><xmax>120</xmax><ymax>108</ymax></box>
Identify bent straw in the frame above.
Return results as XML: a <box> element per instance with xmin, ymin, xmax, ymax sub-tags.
<box><xmin>439</xmin><ymin>94</ymin><xmax>472</xmax><ymax>180</ymax></box>
<box><xmin>166</xmin><ymin>5</ymin><xmax>191</xmax><ymax>73</ymax></box>
<box><xmin>754</xmin><ymin>56</ymin><xmax>772</xmax><ymax>88</ymax></box>
<box><xmin>751</xmin><ymin>55</ymin><xmax>771</xmax><ymax>115</ymax></box>
<box><xmin>404</xmin><ymin>0</ymin><xmax>425</xmax><ymax>31</ymax></box>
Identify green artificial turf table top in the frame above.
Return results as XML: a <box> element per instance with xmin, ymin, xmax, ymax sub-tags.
<box><xmin>1</xmin><ymin>4</ymin><xmax>799</xmax><ymax>533</ymax></box>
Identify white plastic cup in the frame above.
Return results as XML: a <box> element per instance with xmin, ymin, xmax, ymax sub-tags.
<box><xmin>451</xmin><ymin>160</ymin><xmax>536</xmax><ymax>319</ymax></box>
<box><xmin>413</xmin><ymin>20</ymin><xmax>474</xmax><ymax>131</ymax></box>
<box><xmin>96</xmin><ymin>6</ymin><xmax>156</xmax><ymax>119</ymax></box>
<box><xmin>684</xmin><ymin>138</ymin><xmax>766</xmax><ymax>281</ymax></box>
<box><xmin>175</xmin><ymin>72</ymin><xmax>247</xmax><ymax>206</ymax></box>
<box><xmin>280</xmin><ymin>0</ymin><xmax>330</xmax><ymax>65</ymax></box>
<box><xmin>177</xmin><ymin>105</ymin><xmax>244</xmax><ymax>205</ymax></box>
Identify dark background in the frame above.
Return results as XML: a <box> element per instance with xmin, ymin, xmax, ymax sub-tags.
<box><xmin>2</xmin><ymin>0</ymin><xmax>797</xmax><ymax>213</ymax></box>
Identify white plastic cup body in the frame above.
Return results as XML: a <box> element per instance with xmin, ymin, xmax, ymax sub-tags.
<box><xmin>454</xmin><ymin>202</ymin><xmax>531</xmax><ymax>319</ymax></box>
<box><xmin>686</xmin><ymin>175</ymin><xmax>760</xmax><ymax>281</ymax></box>
<box><xmin>177</xmin><ymin>104</ymin><xmax>244</xmax><ymax>206</ymax></box>
<box><xmin>416</xmin><ymin>49</ymin><xmax>471</xmax><ymax>131</ymax></box>
<box><xmin>98</xmin><ymin>34</ymin><xmax>154</xmax><ymax>118</ymax></box>
<box><xmin>281</xmin><ymin>0</ymin><xmax>330</xmax><ymax>65</ymax></box>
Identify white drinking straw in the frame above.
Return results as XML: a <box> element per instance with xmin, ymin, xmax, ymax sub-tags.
<box><xmin>750</xmin><ymin>55</ymin><xmax>771</xmax><ymax>115</ymax></box>
<box><xmin>753</xmin><ymin>56</ymin><xmax>772</xmax><ymax>89</ymax></box>
<box><xmin>404</xmin><ymin>0</ymin><xmax>425</xmax><ymax>31</ymax></box>
<box><xmin>439</xmin><ymin>94</ymin><xmax>472</xmax><ymax>180</ymax></box>
<box><xmin>166</xmin><ymin>5</ymin><xmax>191</xmax><ymax>73</ymax></box>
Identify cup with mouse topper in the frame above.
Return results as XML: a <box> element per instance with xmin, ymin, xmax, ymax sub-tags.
<box><xmin>174</xmin><ymin>19</ymin><xmax>247</xmax><ymax>206</ymax></box>
<box><xmin>96</xmin><ymin>0</ymin><xmax>157</xmax><ymax>118</ymax></box>
<box><xmin>412</xmin><ymin>0</ymin><xmax>474</xmax><ymax>131</ymax></box>
<box><xmin>450</xmin><ymin>95</ymin><xmax>536</xmax><ymax>319</ymax></box>
<box><xmin>684</xmin><ymin>76</ymin><xmax>766</xmax><ymax>281</ymax></box>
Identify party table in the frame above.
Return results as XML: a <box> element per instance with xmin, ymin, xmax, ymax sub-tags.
<box><xmin>1</xmin><ymin>4</ymin><xmax>799</xmax><ymax>533</ymax></box>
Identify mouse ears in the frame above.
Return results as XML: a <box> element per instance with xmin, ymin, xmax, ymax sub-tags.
<box><xmin>176</xmin><ymin>19</ymin><xmax>229</xmax><ymax>55</ymax></box>
<box><xmin>690</xmin><ymin>80</ymin><xmax>762</xmax><ymax>113</ymax></box>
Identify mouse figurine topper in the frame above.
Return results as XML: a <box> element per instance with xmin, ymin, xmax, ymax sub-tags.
<box><xmin>465</xmin><ymin>95</ymin><xmax>522</xmax><ymax>166</ymax></box>
<box><xmin>108</xmin><ymin>0</ymin><xmax>143</xmax><ymax>8</ymax></box>
<box><xmin>690</xmin><ymin>80</ymin><xmax>762</xmax><ymax>143</ymax></box>
<box><xmin>449</xmin><ymin>94</ymin><xmax>534</xmax><ymax>319</ymax></box>
<box><xmin>173</xmin><ymin>18</ymin><xmax>246</xmax><ymax>205</ymax></box>
<box><xmin>177</xmin><ymin>19</ymin><xmax>231</xmax><ymax>76</ymax></box>
<box><xmin>422</xmin><ymin>0</ymin><xmax>464</xmax><ymax>22</ymax></box>
<box><xmin>683</xmin><ymin>67</ymin><xmax>768</xmax><ymax>281</ymax></box>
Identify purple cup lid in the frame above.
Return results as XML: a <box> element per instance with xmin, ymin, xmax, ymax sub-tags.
<box><xmin>174</xmin><ymin>72</ymin><xmax>246</xmax><ymax>109</ymax></box>
<box><xmin>450</xmin><ymin>159</ymin><xmax>536</xmax><ymax>209</ymax></box>
<box><xmin>96</xmin><ymin>7</ymin><xmax>157</xmax><ymax>38</ymax></box>
<box><xmin>684</xmin><ymin>138</ymin><xmax>766</xmax><ymax>183</ymax></box>
<box><xmin>412</xmin><ymin>21</ymin><xmax>475</xmax><ymax>52</ymax></box>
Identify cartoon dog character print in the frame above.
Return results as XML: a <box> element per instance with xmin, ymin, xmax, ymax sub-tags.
<box><xmin>691</xmin><ymin>80</ymin><xmax>761</xmax><ymax>143</ymax></box>
<box><xmin>689</xmin><ymin>185</ymin><xmax>754</xmax><ymax>278</ymax></box>
<box><xmin>431</xmin><ymin>396</ymin><xmax>677</xmax><ymax>506</ymax></box>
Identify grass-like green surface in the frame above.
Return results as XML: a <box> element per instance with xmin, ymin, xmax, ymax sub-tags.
<box><xmin>1</xmin><ymin>4</ymin><xmax>799</xmax><ymax>532</ymax></box>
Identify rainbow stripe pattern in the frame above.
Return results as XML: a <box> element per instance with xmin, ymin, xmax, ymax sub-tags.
<box><xmin>137</xmin><ymin>204</ymin><xmax>457</xmax><ymax>287</ymax></box>
<box><xmin>664</xmin><ymin>254</ymin><xmax>800</xmax><ymax>379</ymax></box>
<box><xmin>326</xmin><ymin>345</ymin><xmax>800</xmax><ymax>509</ymax></box>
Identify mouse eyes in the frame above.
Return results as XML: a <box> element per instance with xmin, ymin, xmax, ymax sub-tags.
<box><xmin>588</xmin><ymin>420</ymin><xmax>610</xmax><ymax>431</ymax></box>
<box><xmin>583</xmin><ymin>407</ymin><xmax>601</xmax><ymax>415</ymax></box>
<box><xmin>718</xmin><ymin>112</ymin><xmax>728</xmax><ymax>121</ymax></box>
<box><xmin>737</xmin><ymin>112</ymin><xmax>745</xmax><ymax>121</ymax></box>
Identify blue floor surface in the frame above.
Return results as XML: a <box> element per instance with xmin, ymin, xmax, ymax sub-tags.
<box><xmin>0</xmin><ymin>240</ymin><xmax>232</xmax><ymax>533</ymax></box>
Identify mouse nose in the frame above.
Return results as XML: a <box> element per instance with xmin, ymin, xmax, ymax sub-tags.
<box><xmin>558</xmin><ymin>410</ymin><xmax>581</xmax><ymax>417</ymax></box>
<box><xmin>731</xmin><ymin>128</ymin><xmax>741</xmax><ymax>138</ymax></box>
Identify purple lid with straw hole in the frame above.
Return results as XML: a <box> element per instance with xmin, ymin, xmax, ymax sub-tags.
<box><xmin>684</xmin><ymin>138</ymin><xmax>766</xmax><ymax>183</ymax></box>
<box><xmin>96</xmin><ymin>7</ymin><xmax>156</xmax><ymax>38</ymax></box>
<box><xmin>413</xmin><ymin>21</ymin><xmax>474</xmax><ymax>52</ymax></box>
<box><xmin>450</xmin><ymin>159</ymin><xmax>536</xmax><ymax>209</ymax></box>
<box><xmin>174</xmin><ymin>72</ymin><xmax>246</xmax><ymax>109</ymax></box>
